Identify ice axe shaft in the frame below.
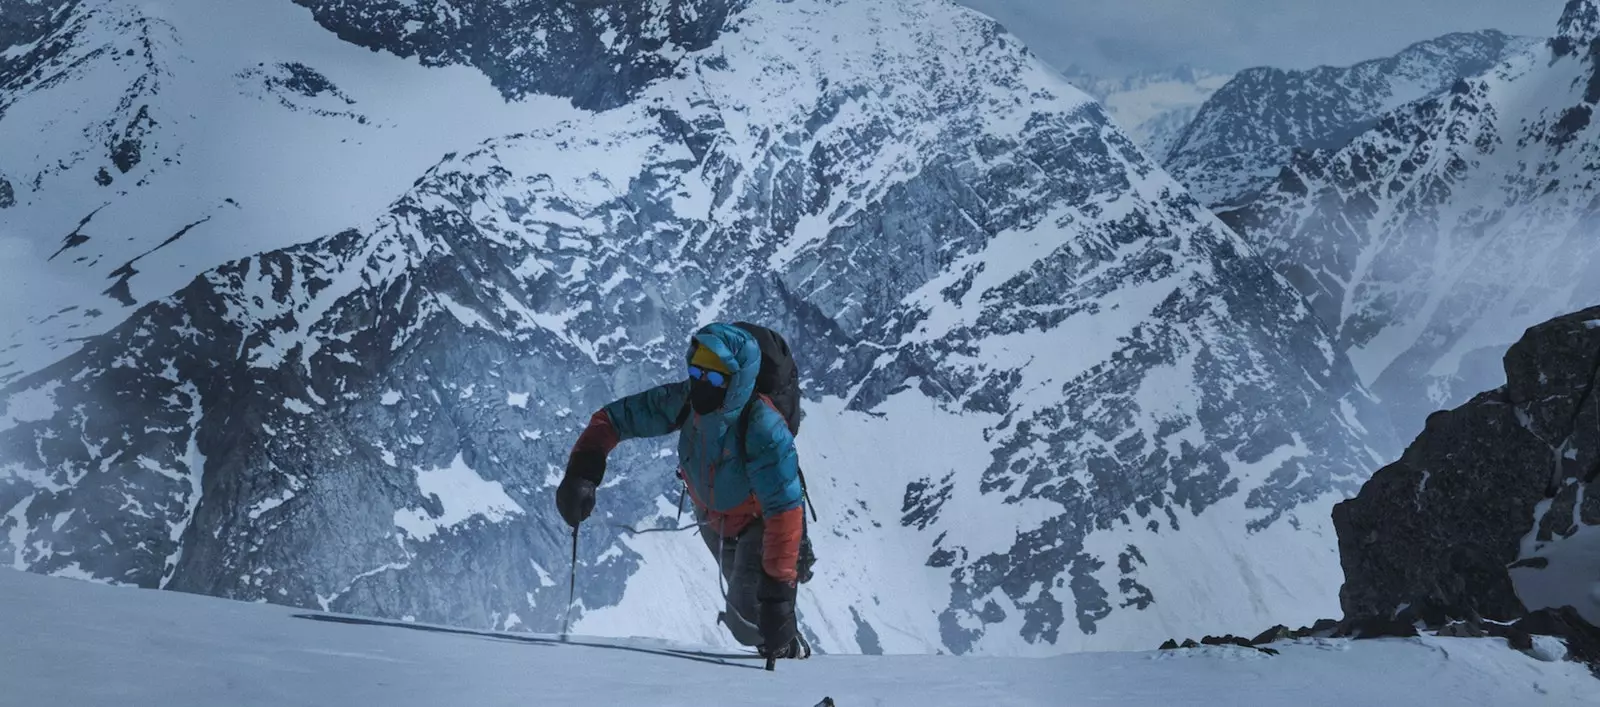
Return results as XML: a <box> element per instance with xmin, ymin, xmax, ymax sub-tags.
<box><xmin>561</xmin><ymin>525</ymin><xmax>578</xmax><ymax>637</ymax></box>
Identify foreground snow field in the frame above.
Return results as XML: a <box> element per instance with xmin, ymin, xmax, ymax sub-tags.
<box><xmin>0</xmin><ymin>569</ymin><xmax>1591</xmax><ymax>706</ymax></box>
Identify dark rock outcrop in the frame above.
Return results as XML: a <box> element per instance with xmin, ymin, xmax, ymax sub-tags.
<box><xmin>1333</xmin><ymin>304</ymin><xmax>1600</xmax><ymax>642</ymax></box>
<box><xmin>1251</xmin><ymin>624</ymin><xmax>1291</xmax><ymax>644</ymax></box>
<box><xmin>1164</xmin><ymin>608</ymin><xmax>1600</xmax><ymax>676</ymax></box>
<box><xmin>1515</xmin><ymin>607</ymin><xmax>1600</xmax><ymax>672</ymax></box>
<box><xmin>1159</xmin><ymin>622</ymin><xmax>1328</xmax><ymax>654</ymax></box>
<box><xmin>1161</xmin><ymin>312</ymin><xmax>1600</xmax><ymax>671</ymax></box>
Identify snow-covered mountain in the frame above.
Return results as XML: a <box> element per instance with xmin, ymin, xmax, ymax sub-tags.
<box><xmin>1059</xmin><ymin>66</ymin><xmax>1233</xmax><ymax>163</ymax></box>
<box><xmin>1220</xmin><ymin>0</ymin><xmax>1600</xmax><ymax>444</ymax></box>
<box><xmin>0</xmin><ymin>0</ymin><xmax>1390</xmax><ymax>657</ymax></box>
<box><xmin>0</xmin><ymin>0</ymin><xmax>593</xmax><ymax>387</ymax></box>
<box><xmin>1166</xmin><ymin>30</ymin><xmax>1538</xmax><ymax>207</ymax></box>
<box><xmin>6</xmin><ymin>568</ymin><xmax>1596</xmax><ymax>706</ymax></box>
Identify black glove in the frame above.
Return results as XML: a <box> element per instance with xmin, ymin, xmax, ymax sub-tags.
<box><xmin>555</xmin><ymin>451</ymin><xmax>605</xmax><ymax>528</ymax></box>
<box><xmin>756</xmin><ymin>572</ymin><xmax>799</xmax><ymax>658</ymax></box>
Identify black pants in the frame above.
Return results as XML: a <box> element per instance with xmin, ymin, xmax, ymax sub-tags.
<box><xmin>695</xmin><ymin>508</ymin><xmax>766</xmax><ymax>647</ymax></box>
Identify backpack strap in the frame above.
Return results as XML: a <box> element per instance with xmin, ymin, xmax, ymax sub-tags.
<box><xmin>738</xmin><ymin>396</ymin><xmax>818</xmax><ymax>523</ymax></box>
<box><xmin>669</xmin><ymin>401</ymin><xmax>692</xmax><ymax>502</ymax></box>
<box><xmin>736</xmin><ymin>398</ymin><xmax>757</xmax><ymax>458</ymax></box>
<box><xmin>797</xmin><ymin>469</ymin><xmax>817</xmax><ymax>523</ymax></box>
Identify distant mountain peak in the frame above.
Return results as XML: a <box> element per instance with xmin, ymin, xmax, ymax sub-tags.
<box><xmin>1164</xmin><ymin>29</ymin><xmax>1537</xmax><ymax>207</ymax></box>
<box><xmin>1218</xmin><ymin>3</ymin><xmax>1600</xmax><ymax>448</ymax></box>
<box><xmin>1059</xmin><ymin>65</ymin><xmax>1233</xmax><ymax>161</ymax></box>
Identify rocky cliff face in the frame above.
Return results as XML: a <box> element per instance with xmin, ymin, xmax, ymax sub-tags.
<box><xmin>288</xmin><ymin>0</ymin><xmax>745</xmax><ymax>110</ymax></box>
<box><xmin>1334</xmin><ymin>305</ymin><xmax>1600</xmax><ymax>625</ymax></box>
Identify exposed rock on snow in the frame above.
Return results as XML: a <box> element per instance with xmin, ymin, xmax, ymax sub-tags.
<box><xmin>1159</xmin><ymin>606</ymin><xmax>1600</xmax><ymax>677</ymax></box>
<box><xmin>1333</xmin><ymin>305</ymin><xmax>1600</xmax><ymax>632</ymax></box>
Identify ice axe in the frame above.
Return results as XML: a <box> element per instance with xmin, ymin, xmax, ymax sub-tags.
<box><xmin>561</xmin><ymin>525</ymin><xmax>578</xmax><ymax>638</ymax></box>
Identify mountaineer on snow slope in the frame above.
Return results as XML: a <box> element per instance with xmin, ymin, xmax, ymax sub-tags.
<box><xmin>555</xmin><ymin>322</ymin><xmax>815</xmax><ymax>660</ymax></box>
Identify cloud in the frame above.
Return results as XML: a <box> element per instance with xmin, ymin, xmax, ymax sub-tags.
<box><xmin>0</xmin><ymin>233</ymin><xmax>78</xmax><ymax>336</ymax></box>
<box><xmin>956</xmin><ymin>0</ymin><xmax>1571</xmax><ymax>75</ymax></box>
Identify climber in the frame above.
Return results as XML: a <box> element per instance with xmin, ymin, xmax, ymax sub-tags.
<box><xmin>554</xmin><ymin>322</ymin><xmax>812</xmax><ymax>660</ymax></box>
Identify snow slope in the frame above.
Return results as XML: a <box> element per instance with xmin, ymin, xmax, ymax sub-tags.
<box><xmin>584</xmin><ymin>396</ymin><xmax>1359</xmax><ymax>656</ymax></box>
<box><xmin>0</xmin><ymin>0</ymin><xmax>583</xmax><ymax>386</ymax></box>
<box><xmin>1221</xmin><ymin>0</ymin><xmax>1600</xmax><ymax>443</ymax></box>
<box><xmin>1</xmin><ymin>569</ymin><xmax>1592</xmax><ymax>707</ymax></box>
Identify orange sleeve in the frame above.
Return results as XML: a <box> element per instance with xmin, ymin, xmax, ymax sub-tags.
<box><xmin>762</xmin><ymin>506</ymin><xmax>805</xmax><ymax>584</ymax></box>
<box><xmin>572</xmin><ymin>410</ymin><xmax>620</xmax><ymax>456</ymax></box>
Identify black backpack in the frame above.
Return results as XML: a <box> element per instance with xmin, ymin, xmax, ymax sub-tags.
<box><xmin>730</xmin><ymin>321</ymin><xmax>803</xmax><ymax>441</ymax></box>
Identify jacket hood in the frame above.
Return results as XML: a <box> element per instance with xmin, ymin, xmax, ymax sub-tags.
<box><xmin>686</xmin><ymin>323</ymin><xmax>760</xmax><ymax>416</ymax></box>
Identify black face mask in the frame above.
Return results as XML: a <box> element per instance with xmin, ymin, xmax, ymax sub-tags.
<box><xmin>690</xmin><ymin>379</ymin><xmax>729</xmax><ymax>415</ymax></box>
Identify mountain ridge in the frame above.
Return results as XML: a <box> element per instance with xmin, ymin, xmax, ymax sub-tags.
<box><xmin>1166</xmin><ymin>29</ymin><xmax>1539</xmax><ymax>207</ymax></box>
<box><xmin>1219</xmin><ymin>0</ymin><xmax>1600</xmax><ymax>444</ymax></box>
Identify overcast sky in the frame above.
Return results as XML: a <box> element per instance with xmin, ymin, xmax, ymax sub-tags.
<box><xmin>955</xmin><ymin>0</ymin><xmax>1571</xmax><ymax>76</ymax></box>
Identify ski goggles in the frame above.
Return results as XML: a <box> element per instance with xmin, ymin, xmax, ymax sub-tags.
<box><xmin>687</xmin><ymin>364</ymin><xmax>729</xmax><ymax>388</ymax></box>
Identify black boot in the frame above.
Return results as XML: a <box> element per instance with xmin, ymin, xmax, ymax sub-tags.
<box><xmin>773</xmin><ymin>633</ymin><xmax>811</xmax><ymax>659</ymax></box>
<box><xmin>792</xmin><ymin>633</ymin><xmax>812</xmax><ymax>659</ymax></box>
